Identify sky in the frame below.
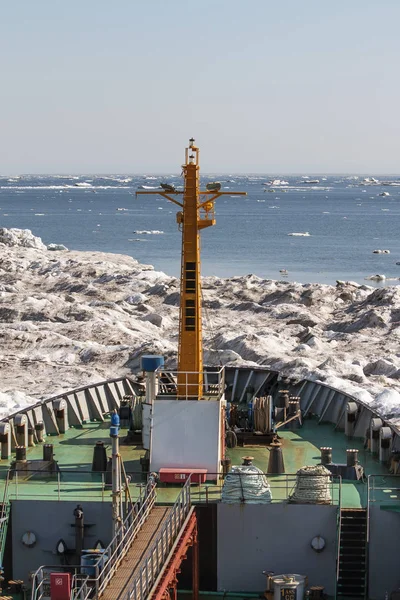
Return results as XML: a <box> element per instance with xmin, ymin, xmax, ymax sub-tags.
<box><xmin>0</xmin><ymin>1</ymin><xmax>399</xmax><ymax>174</ymax></box>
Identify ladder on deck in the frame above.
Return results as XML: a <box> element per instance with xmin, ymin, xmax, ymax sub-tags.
<box><xmin>337</xmin><ymin>508</ymin><xmax>367</xmax><ymax>598</ymax></box>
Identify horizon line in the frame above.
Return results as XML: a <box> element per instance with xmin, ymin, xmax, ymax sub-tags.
<box><xmin>2</xmin><ymin>172</ymin><xmax>400</xmax><ymax>177</ymax></box>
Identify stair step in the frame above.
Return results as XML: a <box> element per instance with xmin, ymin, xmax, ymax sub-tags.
<box><xmin>341</xmin><ymin>511</ymin><xmax>367</xmax><ymax>515</ymax></box>
<box><xmin>340</xmin><ymin>540</ymin><xmax>366</xmax><ymax>545</ymax></box>
<box><xmin>338</xmin><ymin>509</ymin><xmax>367</xmax><ymax>597</ymax></box>
<box><xmin>340</xmin><ymin>541</ymin><xmax>365</xmax><ymax>546</ymax></box>
<box><xmin>341</xmin><ymin>519</ymin><xmax>367</xmax><ymax>524</ymax></box>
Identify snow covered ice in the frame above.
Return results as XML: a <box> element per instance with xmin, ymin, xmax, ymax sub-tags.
<box><xmin>1</xmin><ymin>228</ymin><xmax>400</xmax><ymax>424</ymax></box>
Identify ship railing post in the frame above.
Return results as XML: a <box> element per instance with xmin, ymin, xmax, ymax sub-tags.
<box><xmin>366</xmin><ymin>475</ymin><xmax>371</xmax><ymax>544</ymax></box>
<box><xmin>15</xmin><ymin>469</ymin><xmax>18</xmax><ymax>499</ymax></box>
<box><xmin>174</xmin><ymin>503</ymin><xmax>177</xmax><ymax>534</ymax></box>
<box><xmin>57</xmin><ymin>471</ymin><xmax>61</xmax><ymax>501</ymax></box>
<box><xmin>144</xmin><ymin>561</ymin><xmax>148</xmax><ymax>596</ymax></box>
<box><xmin>95</xmin><ymin>564</ymin><xmax>99</xmax><ymax>599</ymax></box>
<box><xmin>101</xmin><ymin>473</ymin><xmax>104</xmax><ymax>502</ymax></box>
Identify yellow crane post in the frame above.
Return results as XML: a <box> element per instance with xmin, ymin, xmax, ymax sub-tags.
<box><xmin>136</xmin><ymin>138</ymin><xmax>246</xmax><ymax>398</ymax></box>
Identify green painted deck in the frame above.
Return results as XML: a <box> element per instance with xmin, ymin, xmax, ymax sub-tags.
<box><xmin>0</xmin><ymin>417</ymin><xmax>398</xmax><ymax>509</ymax></box>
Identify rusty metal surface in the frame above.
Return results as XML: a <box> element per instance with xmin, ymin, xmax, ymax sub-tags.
<box><xmin>100</xmin><ymin>507</ymin><xmax>170</xmax><ymax>600</ymax></box>
<box><xmin>150</xmin><ymin>509</ymin><xmax>198</xmax><ymax>600</ymax></box>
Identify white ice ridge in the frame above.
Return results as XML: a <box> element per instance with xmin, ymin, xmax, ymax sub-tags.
<box><xmin>1</xmin><ymin>228</ymin><xmax>400</xmax><ymax>424</ymax></box>
<box><xmin>288</xmin><ymin>232</ymin><xmax>311</xmax><ymax>237</ymax></box>
<box><xmin>133</xmin><ymin>230</ymin><xmax>164</xmax><ymax>235</ymax></box>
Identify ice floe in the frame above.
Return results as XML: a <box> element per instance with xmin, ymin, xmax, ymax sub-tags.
<box><xmin>1</xmin><ymin>229</ymin><xmax>400</xmax><ymax>423</ymax></box>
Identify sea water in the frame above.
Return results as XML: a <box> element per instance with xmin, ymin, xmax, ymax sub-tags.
<box><xmin>1</xmin><ymin>174</ymin><xmax>400</xmax><ymax>286</ymax></box>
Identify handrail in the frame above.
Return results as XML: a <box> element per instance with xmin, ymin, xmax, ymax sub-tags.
<box><xmin>365</xmin><ymin>475</ymin><xmax>371</xmax><ymax>600</ymax></box>
<box><xmin>335</xmin><ymin>476</ymin><xmax>343</xmax><ymax>598</ymax></box>
<box><xmin>31</xmin><ymin>477</ymin><xmax>158</xmax><ymax>600</ymax></box>
<box><xmin>124</xmin><ymin>476</ymin><xmax>192</xmax><ymax>600</ymax></box>
<box><xmin>70</xmin><ymin>573</ymin><xmax>91</xmax><ymax>600</ymax></box>
<box><xmin>0</xmin><ymin>469</ymin><xmax>12</xmax><ymax>565</ymax></box>
<box><xmin>31</xmin><ymin>566</ymin><xmax>83</xmax><ymax>600</ymax></box>
<box><xmin>93</xmin><ymin>476</ymin><xmax>158</xmax><ymax>597</ymax></box>
<box><xmin>367</xmin><ymin>473</ymin><xmax>400</xmax><ymax>505</ymax></box>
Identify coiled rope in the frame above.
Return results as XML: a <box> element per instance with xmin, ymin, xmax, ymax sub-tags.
<box><xmin>253</xmin><ymin>396</ymin><xmax>272</xmax><ymax>433</ymax></box>
<box><xmin>222</xmin><ymin>465</ymin><xmax>272</xmax><ymax>504</ymax></box>
<box><xmin>289</xmin><ymin>465</ymin><xmax>332</xmax><ymax>504</ymax></box>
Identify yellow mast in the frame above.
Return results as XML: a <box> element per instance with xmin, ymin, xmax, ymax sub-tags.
<box><xmin>136</xmin><ymin>138</ymin><xmax>246</xmax><ymax>398</ymax></box>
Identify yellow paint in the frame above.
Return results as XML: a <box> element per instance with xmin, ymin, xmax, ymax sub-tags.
<box><xmin>137</xmin><ymin>139</ymin><xmax>246</xmax><ymax>398</ymax></box>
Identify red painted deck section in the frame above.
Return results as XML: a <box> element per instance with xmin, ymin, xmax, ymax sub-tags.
<box><xmin>159</xmin><ymin>469</ymin><xmax>207</xmax><ymax>484</ymax></box>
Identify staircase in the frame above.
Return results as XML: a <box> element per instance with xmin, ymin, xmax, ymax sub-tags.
<box><xmin>32</xmin><ymin>478</ymin><xmax>194</xmax><ymax>600</ymax></box>
<box><xmin>337</xmin><ymin>508</ymin><xmax>368</xmax><ymax>598</ymax></box>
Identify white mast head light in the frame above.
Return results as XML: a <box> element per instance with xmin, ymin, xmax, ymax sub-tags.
<box><xmin>189</xmin><ymin>154</ymin><xmax>195</xmax><ymax>164</ymax></box>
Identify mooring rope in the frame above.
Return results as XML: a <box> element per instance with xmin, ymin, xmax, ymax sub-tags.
<box><xmin>289</xmin><ymin>465</ymin><xmax>332</xmax><ymax>504</ymax></box>
<box><xmin>222</xmin><ymin>465</ymin><xmax>272</xmax><ymax>504</ymax></box>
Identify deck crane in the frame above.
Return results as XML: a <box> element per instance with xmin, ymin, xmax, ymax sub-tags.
<box><xmin>136</xmin><ymin>138</ymin><xmax>246</xmax><ymax>398</ymax></box>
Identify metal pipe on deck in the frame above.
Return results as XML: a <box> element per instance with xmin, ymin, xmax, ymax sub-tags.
<box><xmin>73</xmin><ymin>504</ymin><xmax>84</xmax><ymax>559</ymax></box>
<box><xmin>110</xmin><ymin>410</ymin><xmax>122</xmax><ymax>536</ymax></box>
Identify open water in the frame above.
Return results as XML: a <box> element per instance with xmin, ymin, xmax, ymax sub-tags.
<box><xmin>1</xmin><ymin>174</ymin><xmax>400</xmax><ymax>286</ymax></box>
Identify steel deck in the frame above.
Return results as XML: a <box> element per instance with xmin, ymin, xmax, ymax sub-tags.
<box><xmin>0</xmin><ymin>417</ymin><xmax>396</xmax><ymax>509</ymax></box>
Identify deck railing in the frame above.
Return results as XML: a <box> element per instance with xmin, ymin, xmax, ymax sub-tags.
<box><xmin>70</xmin><ymin>573</ymin><xmax>91</xmax><ymax>600</ymax></box>
<box><xmin>367</xmin><ymin>474</ymin><xmax>400</xmax><ymax>506</ymax></box>
<box><xmin>0</xmin><ymin>470</ymin><xmax>11</xmax><ymax>566</ymax></box>
<box><xmin>5</xmin><ymin>468</ymin><xmax>345</xmax><ymax>505</ymax></box>
<box><xmin>31</xmin><ymin>566</ymin><xmax>83</xmax><ymax>600</ymax></box>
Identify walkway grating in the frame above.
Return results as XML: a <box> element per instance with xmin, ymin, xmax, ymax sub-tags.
<box><xmin>100</xmin><ymin>507</ymin><xmax>170</xmax><ymax>600</ymax></box>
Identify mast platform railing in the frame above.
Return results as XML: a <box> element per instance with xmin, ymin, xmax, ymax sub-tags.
<box><xmin>156</xmin><ymin>367</ymin><xmax>225</xmax><ymax>400</ymax></box>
